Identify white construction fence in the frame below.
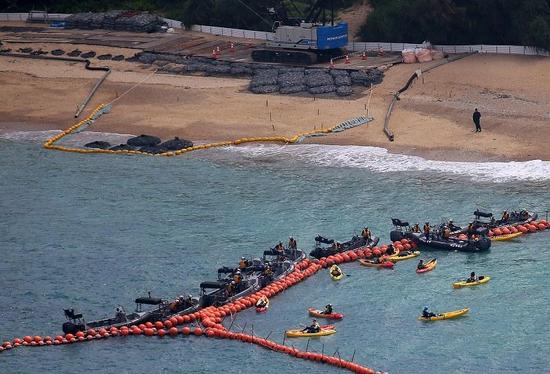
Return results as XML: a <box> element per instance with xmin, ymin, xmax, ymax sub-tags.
<box><xmin>0</xmin><ymin>13</ymin><xmax>547</xmax><ymax>57</ymax></box>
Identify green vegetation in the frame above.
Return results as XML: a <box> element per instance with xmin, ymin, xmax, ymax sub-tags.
<box><xmin>359</xmin><ymin>0</ymin><xmax>550</xmax><ymax>50</ymax></box>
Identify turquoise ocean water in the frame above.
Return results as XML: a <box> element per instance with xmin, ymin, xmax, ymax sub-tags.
<box><xmin>1</xmin><ymin>135</ymin><xmax>549</xmax><ymax>373</ymax></box>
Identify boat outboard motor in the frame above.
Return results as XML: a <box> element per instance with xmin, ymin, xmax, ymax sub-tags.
<box><xmin>315</xmin><ymin>235</ymin><xmax>334</xmax><ymax>245</ymax></box>
<box><xmin>475</xmin><ymin>237</ymin><xmax>492</xmax><ymax>251</ymax></box>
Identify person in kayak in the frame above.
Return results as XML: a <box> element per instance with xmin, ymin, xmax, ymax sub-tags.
<box><xmin>423</xmin><ymin>222</ymin><xmax>431</xmax><ymax>240</ymax></box>
<box><xmin>302</xmin><ymin>319</ymin><xmax>321</xmax><ymax>333</ymax></box>
<box><xmin>256</xmin><ymin>295</ymin><xmax>268</xmax><ymax>308</ymax></box>
<box><xmin>412</xmin><ymin>223</ymin><xmax>421</xmax><ymax>233</ymax></box>
<box><xmin>466</xmin><ymin>272</ymin><xmax>477</xmax><ymax>283</ymax></box>
<box><xmin>330</xmin><ymin>266</ymin><xmax>342</xmax><ymax>277</ymax></box>
<box><xmin>417</xmin><ymin>259</ymin><xmax>426</xmax><ymax>270</ymax></box>
<box><xmin>386</xmin><ymin>244</ymin><xmax>395</xmax><ymax>255</ymax></box>
<box><xmin>422</xmin><ymin>306</ymin><xmax>437</xmax><ymax>318</ymax></box>
<box><xmin>322</xmin><ymin>304</ymin><xmax>333</xmax><ymax>315</ymax></box>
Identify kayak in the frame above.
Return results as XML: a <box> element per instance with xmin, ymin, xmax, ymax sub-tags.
<box><xmin>416</xmin><ymin>259</ymin><xmax>437</xmax><ymax>274</ymax></box>
<box><xmin>453</xmin><ymin>276</ymin><xmax>491</xmax><ymax>289</ymax></box>
<box><xmin>418</xmin><ymin>308</ymin><xmax>469</xmax><ymax>321</ymax></box>
<box><xmin>308</xmin><ymin>308</ymin><xmax>344</xmax><ymax>320</ymax></box>
<box><xmin>286</xmin><ymin>325</ymin><xmax>336</xmax><ymax>338</ymax></box>
<box><xmin>255</xmin><ymin>297</ymin><xmax>269</xmax><ymax>313</ymax></box>
<box><xmin>388</xmin><ymin>250</ymin><xmax>420</xmax><ymax>262</ymax></box>
<box><xmin>491</xmin><ymin>232</ymin><xmax>523</xmax><ymax>241</ymax></box>
<box><xmin>329</xmin><ymin>265</ymin><xmax>344</xmax><ymax>281</ymax></box>
<box><xmin>358</xmin><ymin>259</ymin><xmax>394</xmax><ymax>269</ymax></box>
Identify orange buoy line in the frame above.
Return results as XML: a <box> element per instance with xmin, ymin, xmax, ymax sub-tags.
<box><xmin>488</xmin><ymin>220</ymin><xmax>549</xmax><ymax>238</ymax></box>
<box><xmin>2</xmin><ymin>239</ymin><xmax>420</xmax><ymax>372</ymax></box>
<box><xmin>42</xmin><ymin>104</ymin><xmax>363</xmax><ymax>157</ymax></box>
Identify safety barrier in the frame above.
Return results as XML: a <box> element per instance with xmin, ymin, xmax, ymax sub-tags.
<box><xmin>0</xmin><ymin>252</ymin><xmax>396</xmax><ymax>373</ymax></box>
<box><xmin>3</xmin><ymin>225</ymin><xmax>548</xmax><ymax>369</ymax></box>
<box><xmin>43</xmin><ymin>109</ymin><xmax>372</xmax><ymax>156</ymax></box>
<box><xmin>1</xmin><ymin>12</ymin><xmax>548</xmax><ymax>56</ymax></box>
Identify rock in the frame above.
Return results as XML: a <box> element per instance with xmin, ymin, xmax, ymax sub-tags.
<box><xmin>80</xmin><ymin>51</ymin><xmax>96</xmax><ymax>59</ymax></box>
<box><xmin>308</xmin><ymin>85</ymin><xmax>336</xmax><ymax>95</ymax></box>
<box><xmin>110</xmin><ymin>144</ymin><xmax>137</xmax><ymax>151</ymax></box>
<box><xmin>329</xmin><ymin>69</ymin><xmax>350</xmax><ymax>77</ymax></box>
<box><xmin>127</xmin><ymin>134</ymin><xmax>161</xmax><ymax>147</ymax></box>
<box><xmin>19</xmin><ymin>47</ymin><xmax>33</xmax><ymax>53</ymax></box>
<box><xmin>305</xmin><ymin>72</ymin><xmax>334</xmax><ymax>88</ymax></box>
<box><xmin>159</xmin><ymin>137</ymin><xmax>193</xmax><ymax>150</ymax></box>
<box><xmin>229</xmin><ymin>64</ymin><xmax>253</xmax><ymax>76</ymax></box>
<box><xmin>139</xmin><ymin>145</ymin><xmax>166</xmax><ymax>154</ymax></box>
<box><xmin>334</xmin><ymin>74</ymin><xmax>352</xmax><ymax>86</ymax></box>
<box><xmin>350</xmin><ymin>70</ymin><xmax>370</xmax><ymax>84</ymax></box>
<box><xmin>50</xmin><ymin>49</ymin><xmax>65</xmax><ymax>56</ymax></box>
<box><xmin>280</xmin><ymin>85</ymin><xmax>306</xmax><ymax>94</ymax></box>
<box><xmin>153</xmin><ymin>60</ymin><xmax>169</xmax><ymax>67</ymax></box>
<box><xmin>30</xmin><ymin>49</ymin><xmax>47</xmax><ymax>55</ymax></box>
<box><xmin>112</xmin><ymin>54</ymin><xmax>125</xmax><ymax>61</ymax></box>
<box><xmin>250</xmin><ymin>85</ymin><xmax>279</xmax><ymax>94</ymax></box>
<box><xmin>67</xmin><ymin>49</ymin><xmax>82</xmax><ymax>57</ymax></box>
<box><xmin>250</xmin><ymin>70</ymin><xmax>279</xmax><ymax>88</ymax></box>
<box><xmin>278</xmin><ymin>71</ymin><xmax>305</xmax><ymax>88</ymax></box>
<box><xmin>336</xmin><ymin>86</ymin><xmax>354</xmax><ymax>96</ymax></box>
<box><xmin>205</xmin><ymin>63</ymin><xmax>231</xmax><ymax>75</ymax></box>
<box><xmin>84</xmin><ymin>140</ymin><xmax>111</xmax><ymax>149</ymax></box>
<box><xmin>137</xmin><ymin>52</ymin><xmax>156</xmax><ymax>64</ymax></box>
<box><xmin>97</xmin><ymin>53</ymin><xmax>112</xmax><ymax>60</ymax></box>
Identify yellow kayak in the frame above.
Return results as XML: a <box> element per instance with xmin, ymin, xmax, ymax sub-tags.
<box><xmin>491</xmin><ymin>232</ymin><xmax>523</xmax><ymax>241</ymax></box>
<box><xmin>418</xmin><ymin>308</ymin><xmax>469</xmax><ymax>321</ymax></box>
<box><xmin>285</xmin><ymin>328</ymin><xmax>336</xmax><ymax>338</ymax></box>
<box><xmin>329</xmin><ymin>265</ymin><xmax>344</xmax><ymax>281</ymax></box>
<box><xmin>453</xmin><ymin>276</ymin><xmax>491</xmax><ymax>289</ymax></box>
<box><xmin>388</xmin><ymin>250</ymin><xmax>420</xmax><ymax>262</ymax></box>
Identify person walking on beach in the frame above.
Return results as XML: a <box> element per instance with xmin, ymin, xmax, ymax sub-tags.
<box><xmin>472</xmin><ymin>108</ymin><xmax>482</xmax><ymax>132</ymax></box>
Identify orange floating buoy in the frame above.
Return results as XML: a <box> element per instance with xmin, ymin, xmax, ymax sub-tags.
<box><xmin>193</xmin><ymin>327</ymin><xmax>202</xmax><ymax>336</ymax></box>
<box><xmin>176</xmin><ymin>316</ymin><xmax>184</xmax><ymax>325</ymax></box>
<box><xmin>538</xmin><ymin>223</ymin><xmax>546</xmax><ymax>230</ymax></box>
<box><xmin>23</xmin><ymin>336</ymin><xmax>33</xmax><ymax>344</ymax></box>
<box><xmin>154</xmin><ymin>321</ymin><xmax>164</xmax><ymax>330</ymax></box>
<box><xmin>168</xmin><ymin>327</ymin><xmax>178</xmax><ymax>336</ymax></box>
<box><xmin>65</xmin><ymin>334</ymin><xmax>74</xmax><ymax>341</ymax></box>
<box><xmin>157</xmin><ymin>329</ymin><xmax>166</xmax><ymax>337</ymax></box>
<box><xmin>182</xmin><ymin>327</ymin><xmax>191</xmax><ymax>335</ymax></box>
<box><xmin>163</xmin><ymin>320</ymin><xmax>173</xmax><ymax>329</ymax></box>
<box><xmin>145</xmin><ymin>322</ymin><xmax>153</xmax><ymax>329</ymax></box>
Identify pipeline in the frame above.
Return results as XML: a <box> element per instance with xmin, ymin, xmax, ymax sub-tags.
<box><xmin>0</xmin><ymin>52</ymin><xmax>111</xmax><ymax>118</ymax></box>
<box><xmin>382</xmin><ymin>52</ymin><xmax>477</xmax><ymax>141</ymax></box>
<box><xmin>42</xmin><ymin>107</ymin><xmax>372</xmax><ymax>157</ymax></box>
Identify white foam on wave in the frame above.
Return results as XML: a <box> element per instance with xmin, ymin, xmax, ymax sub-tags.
<box><xmin>0</xmin><ymin>130</ymin><xmax>135</xmax><ymax>146</ymax></box>
<box><xmin>223</xmin><ymin>144</ymin><xmax>550</xmax><ymax>183</ymax></box>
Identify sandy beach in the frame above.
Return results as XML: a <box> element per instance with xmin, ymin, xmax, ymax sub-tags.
<box><xmin>1</xmin><ymin>37</ymin><xmax>549</xmax><ymax>161</ymax></box>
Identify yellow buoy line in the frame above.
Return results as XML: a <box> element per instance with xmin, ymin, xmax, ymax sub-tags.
<box><xmin>43</xmin><ymin>104</ymin><xmax>372</xmax><ymax>157</ymax></box>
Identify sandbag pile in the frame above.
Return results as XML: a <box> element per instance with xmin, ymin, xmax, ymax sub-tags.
<box><xmin>134</xmin><ymin>52</ymin><xmax>384</xmax><ymax>97</ymax></box>
<box><xmin>64</xmin><ymin>11</ymin><xmax>167</xmax><ymax>33</ymax></box>
<box><xmin>402</xmin><ymin>48</ymin><xmax>446</xmax><ymax>63</ymax></box>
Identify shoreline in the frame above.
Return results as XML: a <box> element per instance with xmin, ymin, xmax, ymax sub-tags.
<box><xmin>0</xmin><ymin>122</ymin><xmax>546</xmax><ymax>163</ymax></box>
<box><xmin>1</xmin><ymin>50</ymin><xmax>549</xmax><ymax>163</ymax></box>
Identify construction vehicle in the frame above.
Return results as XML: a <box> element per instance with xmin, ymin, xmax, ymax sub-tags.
<box><xmin>250</xmin><ymin>0</ymin><xmax>348</xmax><ymax>64</ymax></box>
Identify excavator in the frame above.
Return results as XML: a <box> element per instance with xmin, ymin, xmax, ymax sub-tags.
<box><xmin>247</xmin><ymin>0</ymin><xmax>349</xmax><ymax>64</ymax></box>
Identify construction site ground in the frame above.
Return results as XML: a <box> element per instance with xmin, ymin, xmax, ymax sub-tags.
<box><xmin>0</xmin><ymin>22</ymin><xmax>400</xmax><ymax>70</ymax></box>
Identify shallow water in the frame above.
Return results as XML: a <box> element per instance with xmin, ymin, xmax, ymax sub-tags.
<box><xmin>1</xmin><ymin>138</ymin><xmax>549</xmax><ymax>373</ymax></box>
